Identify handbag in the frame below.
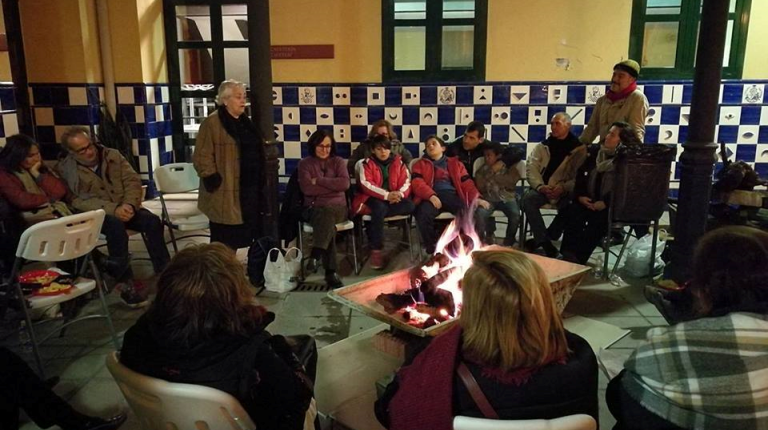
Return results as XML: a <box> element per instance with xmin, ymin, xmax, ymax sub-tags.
<box><xmin>263</xmin><ymin>247</ymin><xmax>302</xmax><ymax>293</ymax></box>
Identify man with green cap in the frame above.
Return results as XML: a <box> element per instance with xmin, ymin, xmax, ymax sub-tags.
<box><xmin>580</xmin><ymin>59</ymin><xmax>649</xmax><ymax>144</ymax></box>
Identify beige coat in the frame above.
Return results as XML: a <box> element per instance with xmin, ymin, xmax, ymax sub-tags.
<box><xmin>56</xmin><ymin>146</ymin><xmax>143</xmax><ymax>215</ymax></box>
<box><xmin>526</xmin><ymin>143</ymin><xmax>587</xmax><ymax>196</ymax></box>
<box><xmin>193</xmin><ymin>111</ymin><xmax>243</xmax><ymax>225</ymax></box>
<box><xmin>579</xmin><ymin>90</ymin><xmax>649</xmax><ymax>144</ymax></box>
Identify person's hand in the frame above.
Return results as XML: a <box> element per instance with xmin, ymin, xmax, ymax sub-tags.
<box><xmin>386</xmin><ymin>192</ymin><xmax>400</xmax><ymax>203</ymax></box>
<box><xmin>429</xmin><ymin>195</ymin><xmax>442</xmax><ymax>210</ymax></box>
<box><xmin>29</xmin><ymin>161</ymin><xmax>42</xmax><ymax>179</ymax></box>
<box><xmin>477</xmin><ymin>199</ymin><xmax>491</xmax><ymax>210</ymax></box>
<box><xmin>550</xmin><ymin>185</ymin><xmax>564</xmax><ymax>199</ymax></box>
<box><xmin>115</xmin><ymin>204</ymin><xmax>135</xmax><ymax>222</ymax></box>
<box><xmin>592</xmin><ymin>201</ymin><xmax>606</xmax><ymax>211</ymax></box>
<box><xmin>578</xmin><ymin>196</ymin><xmax>594</xmax><ymax>209</ymax></box>
<box><xmin>310</xmin><ymin>178</ymin><xmax>317</xmax><ymax>185</ymax></box>
<box><xmin>538</xmin><ymin>185</ymin><xmax>552</xmax><ymax>196</ymax></box>
<box><xmin>491</xmin><ymin>161</ymin><xmax>503</xmax><ymax>173</ymax></box>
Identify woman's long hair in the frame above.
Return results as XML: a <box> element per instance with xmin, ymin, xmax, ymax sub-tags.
<box><xmin>461</xmin><ymin>250</ymin><xmax>567</xmax><ymax>371</ymax></box>
<box><xmin>0</xmin><ymin>134</ymin><xmax>38</xmax><ymax>172</ymax></box>
<box><xmin>690</xmin><ymin>226</ymin><xmax>768</xmax><ymax>317</ymax></box>
<box><xmin>147</xmin><ymin>243</ymin><xmax>263</xmax><ymax>346</ymax></box>
<box><xmin>367</xmin><ymin>119</ymin><xmax>398</xmax><ymax>141</ymax></box>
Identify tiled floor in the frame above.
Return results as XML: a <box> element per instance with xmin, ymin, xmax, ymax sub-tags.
<box><xmin>4</xmin><ymin>222</ymin><xmax>668</xmax><ymax>430</ymax></box>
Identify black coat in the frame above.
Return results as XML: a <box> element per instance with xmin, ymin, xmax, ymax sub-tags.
<box><xmin>278</xmin><ymin>169</ymin><xmax>304</xmax><ymax>246</ymax></box>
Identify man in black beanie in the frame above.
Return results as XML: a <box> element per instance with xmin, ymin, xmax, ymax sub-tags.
<box><xmin>580</xmin><ymin>59</ymin><xmax>649</xmax><ymax>144</ymax></box>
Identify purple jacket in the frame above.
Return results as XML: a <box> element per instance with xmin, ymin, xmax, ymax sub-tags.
<box><xmin>298</xmin><ymin>156</ymin><xmax>350</xmax><ymax>208</ymax></box>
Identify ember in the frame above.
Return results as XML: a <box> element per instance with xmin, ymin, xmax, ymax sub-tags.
<box><xmin>375</xmin><ymin>207</ymin><xmax>484</xmax><ymax>328</ymax></box>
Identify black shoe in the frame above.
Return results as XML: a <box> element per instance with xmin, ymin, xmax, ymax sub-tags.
<box><xmin>325</xmin><ymin>272</ymin><xmax>344</xmax><ymax>289</ymax></box>
<box><xmin>80</xmin><ymin>413</ymin><xmax>127</xmax><ymax>430</ymax></box>
<box><xmin>541</xmin><ymin>241</ymin><xmax>560</xmax><ymax>258</ymax></box>
<box><xmin>524</xmin><ymin>239</ymin><xmax>540</xmax><ymax>252</ymax></box>
<box><xmin>305</xmin><ymin>258</ymin><xmax>320</xmax><ymax>274</ymax></box>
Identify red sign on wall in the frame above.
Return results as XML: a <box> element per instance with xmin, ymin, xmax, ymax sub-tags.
<box><xmin>270</xmin><ymin>45</ymin><xmax>334</xmax><ymax>60</ymax></box>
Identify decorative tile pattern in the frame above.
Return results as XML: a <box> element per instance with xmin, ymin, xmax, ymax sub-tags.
<box><xmin>0</xmin><ymin>84</ymin><xmax>19</xmax><ymax>148</ymax></box>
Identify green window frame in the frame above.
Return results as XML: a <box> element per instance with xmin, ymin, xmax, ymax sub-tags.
<box><xmin>382</xmin><ymin>0</ymin><xmax>488</xmax><ymax>83</ymax></box>
<box><xmin>629</xmin><ymin>0</ymin><xmax>752</xmax><ymax>80</ymax></box>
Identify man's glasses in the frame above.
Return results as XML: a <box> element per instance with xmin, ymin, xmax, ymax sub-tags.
<box><xmin>72</xmin><ymin>142</ymin><xmax>94</xmax><ymax>155</ymax></box>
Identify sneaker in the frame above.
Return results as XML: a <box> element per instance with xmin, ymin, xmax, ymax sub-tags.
<box><xmin>117</xmin><ymin>282</ymin><xmax>150</xmax><ymax>309</ymax></box>
<box><xmin>325</xmin><ymin>271</ymin><xmax>344</xmax><ymax>289</ymax></box>
<box><xmin>370</xmin><ymin>250</ymin><xmax>385</xmax><ymax>270</ymax></box>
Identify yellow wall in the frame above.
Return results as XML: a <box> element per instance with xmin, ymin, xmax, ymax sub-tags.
<box><xmin>108</xmin><ymin>0</ymin><xmax>144</xmax><ymax>82</ymax></box>
<box><xmin>742</xmin><ymin>0</ymin><xmax>768</xmax><ymax>79</ymax></box>
<box><xmin>0</xmin><ymin>5</ymin><xmax>12</xmax><ymax>82</ymax></box>
<box><xmin>486</xmin><ymin>0</ymin><xmax>633</xmax><ymax>81</ymax></box>
<box><xmin>270</xmin><ymin>0</ymin><xmax>381</xmax><ymax>83</ymax></box>
<box><xmin>137</xmin><ymin>0</ymin><xmax>168</xmax><ymax>83</ymax></box>
<box><xmin>20</xmin><ymin>0</ymin><xmax>102</xmax><ymax>83</ymax></box>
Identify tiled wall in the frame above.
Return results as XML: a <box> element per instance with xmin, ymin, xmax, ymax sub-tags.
<box><xmin>28</xmin><ymin>83</ymin><xmax>174</xmax><ymax>195</ymax></box>
<box><xmin>0</xmin><ymin>83</ymin><xmax>19</xmax><ymax>147</ymax></box>
<box><xmin>272</xmin><ymin>81</ymin><xmax>768</xmax><ymax>196</ymax></box>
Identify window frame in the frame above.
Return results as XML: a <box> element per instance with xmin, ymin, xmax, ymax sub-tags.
<box><xmin>381</xmin><ymin>0</ymin><xmax>488</xmax><ymax>83</ymax></box>
<box><xmin>628</xmin><ymin>0</ymin><xmax>752</xmax><ymax>80</ymax></box>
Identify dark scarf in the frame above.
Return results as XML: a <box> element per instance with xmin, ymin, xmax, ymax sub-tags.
<box><xmin>605</xmin><ymin>81</ymin><xmax>638</xmax><ymax>102</ymax></box>
<box><xmin>217</xmin><ymin>107</ymin><xmax>263</xmax><ymax>188</ymax></box>
<box><xmin>542</xmin><ymin>133</ymin><xmax>581</xmax><ymax>184</ymax></box>
<box><xmin>374</xmin><ymin>155</ymin><xmax>393</xmax><ymax>190</ymax></box>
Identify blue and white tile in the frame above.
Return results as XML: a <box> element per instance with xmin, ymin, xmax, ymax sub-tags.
<box><xmin>350</xmin><ymin>107</ymin><xmax>368</xmax><ymax>126</ymax></box>
<box><xmin>742</xmin><ymin>84</ymin><xmax>764</xmax><ymax>104</ymax></box>
<box><xmin>719</xmin><ymin>106</ymin><xmax>741</xmax><ymax>125</ymax></box>
<box><xmin>508</xmin><ymin>125</ymin><xmax>528</xmax><ymax>143</ymax></box>
<box><xmin>282</xmin><ymin>107</ymin><xmax>300</xmax><ymax>125</ymax></box>
<box><xmin>2</xmin><ymin>113</ymin><xmax>19</xmax><ymax>136</ymax></box>
<box><xmin>437</xmin><ymin>86</ymin><xmax>456</xmax><ymax>105</ymax></box>
<box><xmin>419</xmin><ymin>107</ymin><xmax>438</xmax><ymax>125</ymax></box>
<box><xmin>509</xmin><ymin>85</ymin><xmax>529</xmax><ymax>105</ymax></box>
<box><xmin>566</xmin><ymin>106</ymin><xmax>587</xmax><ymax>125</ymax></box>
<box><xmin>67</xmin><ymin>87</ymin><xmax>88</xmax><ymax>106</ymax></box>
<box><xmin>490</xmin><ymin>106</ymin><xmax>511</xmax><ymax>125</ymax></box>
<box><xmin>473</xmin><ymin>85</ymin><xmax>492</xmax><ymax>105</ymax></box>
<box><xmin>316</xmin><ymin>107</ymin><xmax>334</xmax><ymax>125</ymax></box>
<box><xmin>34</xmin><ymin>108</ymin><xmax>54</xmax><ymax>126</ymax></box>
<box><xmin>333</xmin><ymin>125</ymin><xmax>351</xmax><ymax>143</ymax></box>
<box><xmin>300</xmin><ymin>125</ymin><xmax>317</xmax><ymax>142</ymax></box>
<box><xmin>272</xmin><ymin>87</ymin><xmax>283</xmax><ymax>105</ymax></box>
<box><xmin>384</xmin><ymin>107</ymin><xmax>403</xmax><ymax>125</ymax></box>
<box><xmin>437</xmin><ymin>125</ymin><xmax>456</xmax><ymax>143</ymax></box>
<box><xmin>662</xmin><ymin>85</ymin><xmax>683</xmax><ymax>104</ymax></box>
<box><xmin>756</xmin><ymin>144</ymin><xmax>768</xmax><ymax>163</ymax></box>
<box><xmin>367</xmin><ymin>87</ymin><xmax>385</xmax><ymax>106</ymax></box>
<box><xmin>332</xmin><ymin>87</ymin><xmax>351</xmax><ymax>105</ymax></box>
<box><xmin>760</xmin><ymin>106</ymin><xmax>768</xmax><ymax>126</ymax></box>
<box><xmin>658</xmin><ymin>125</ymin><xmax>679</xmax><ymax>144</ymax></box>
<box><xmin>679</xmin><ymin>106</ymin><xmax>691</xmax><ymax>125</ymax></box>
<box><xmin>455</xmin><ymin>106</ymin><xmax>474</xmax><ymax>124</ymax></box>
<box><xmin>738</xmin><ymin>125</ymin><xmax>759</xmax><ymax>144</ymax></box>
<box><xmin>401</xmin><ymin>125</ymin><xmax>420</xmax><ymax>143</ymax></box>
<box><xmin>273</xmin><ymin>124</ymin><xmax>284</xmax><ymax>141</ymax></box>
<box><xmin>298</xmin><ymin>87</ymin><xmax>316</xmax><ymax>105</ymax></box>
<box><xmin>401</xmin><ymin>86</ymin><xmax>420</xmax><ymax>106</ymax></box>
<box><xmin>160</xmin><ymin>86</ymin><xmax>170</xmax><ymax>104</ymax></box>
<box><xmin>134</xmin><ymin>106</ymin><xmax>145</xmax><ymax>123</ymax></box>
<box><xmin>584</xmin><ymin>84</ymin><xmax>605</xmax><ymax>104</ymax></box>
<box><xmin>646</xmin><ymin>106</ymin><xmax>662</xmax><ymax>126</ymax></box>
<box><xmin>117</xmin><ymin>87</ymin><xmax>135</xmax><ymax>105</ymax></box>
<box><xmin>528</xmin><ymin>106</ymin><xmax>548</xmax><ymax>126</ymax></box>
<box><xmin>547</xmin><ymin>85</ymin><xmax>568</xmax><ymax>104</ymax></box>
<box><xmin>145</xmin><ymin>87</ymin><xmax>156</xmax><ymax>104</ymax></box>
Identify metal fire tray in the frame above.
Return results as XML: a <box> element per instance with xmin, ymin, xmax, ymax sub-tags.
<box><xmin>328</xmin><ymin>251</ymin><xmax>592</xmax><ymax>337</ymax></box>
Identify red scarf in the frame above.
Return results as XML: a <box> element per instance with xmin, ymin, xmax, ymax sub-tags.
<box><xmin>605</xmin><ymin>81</ymin><xmax>637</xmax><ymax>102</ymax></box>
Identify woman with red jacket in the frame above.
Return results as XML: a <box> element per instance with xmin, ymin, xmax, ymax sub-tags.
<box><xmin>411</xmin><ymin>136</ymin><xmax>484</xmax><ymax>254</ymax></box>
<box><xmin>0</xmin><ymin>134</ymin><xmax>71</xmax><ymax>225</ymax></box>
<box><xmin>351</xmin><ymin>135</ymin><xmax>415</xmax><ymax>269</ymax></box>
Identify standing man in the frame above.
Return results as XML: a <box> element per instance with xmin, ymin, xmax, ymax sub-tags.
<box><xmin>448</xmin><ymin>121</ymin><xmax>494</xmax><ymax>178</ymax></box>
<box><xmin>522</xmin><ymin>113</ymin><xmax>586</xmax><ymax>257</ymax></box>
<box><xmin>580</xmin><ymin>60</ymin><xmax>649</xmax><ymax>144</ymax></box>
<box><xmin>56</xmin><ymin>127</ymin><xmax>170</xmax><ymax>307</ymax></box>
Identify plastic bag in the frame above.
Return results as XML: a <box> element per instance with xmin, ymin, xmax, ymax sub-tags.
<box><xmin>623</xmin><ymin>232</ymin><xmax>666</xmax><ymax>278</ymax></box>
<box><xmin>264</xmin><ymin>247</ymin><xmax>302</xmax><ymax>293</ymax></box>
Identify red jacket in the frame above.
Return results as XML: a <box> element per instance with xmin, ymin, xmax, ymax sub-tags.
<box><xmin>411</xmin><ymin>156</ymin><xmax>479</xmax><ymax>205</ymax></box>
<box><xmin>351</xmin><ymin>155</ymin><xmax>411</xmax><ymax>216</ymax></box>
<box><xmin>0</xmin><ymin>168</ymin><xmax>69</xmax><ymax>211</ymax></box>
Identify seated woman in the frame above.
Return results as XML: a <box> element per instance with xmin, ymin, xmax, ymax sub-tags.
<box><xmin>376</xmin><ymin>250</ymin><xmax>598</xmax><ymax>429</ymax></box>
<box><xmin>559</xmin><ymin>122</ymin><xmax>640</xmax><ymax>264</ymax></box>
<box><xmin>0</xmin><ymin>134</ymin><xmax>72</xmax><ymax>225</ymax></box>
<box><xmin>412</xmin><ymin>135</ymin><xmax>484</xmax><ymax>254</ymax></box>
<box><xmin>347</xmin><ymin>119</ymin><xmax>413</xmax><ymax>173</ymax></box>
<box><xmin>297</xmin><ymin>129</ymin><xmax>350</xmax><ymax>288</ymax></box>
<box><xmin>474</xmin><ymin>142</ymin><xmax>522</xmax><ymax>246</ymax></box>
<box><xmin>351</xmin><ymin>135</ymin><xmax>415</xmax><ymax>270</ymax></box>
<box><xmin>608</xmin><ymin>226</ymin><xmax>768</xmax><ymax>430</ymax></box>
<box><xmin>121</xmin><ymin>243</ymin><xmax>316</xmax><ymax>430</ymax></box>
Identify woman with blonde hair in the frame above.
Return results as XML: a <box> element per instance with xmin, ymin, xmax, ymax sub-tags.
<box><xmin>376</xmin><ymin>250</ymin><xmax>598</xmax><ymax>430</ymax></box>
<box><xmin>121</xmin><ymin>243</ymin><xmax>316</xmax><ymax>430</ymax></box>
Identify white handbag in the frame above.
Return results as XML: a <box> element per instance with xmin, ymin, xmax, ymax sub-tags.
<box><xmin>263</xmin><ymin>247</ymin><xmax>302</xmax><ymax>293</ymax></box>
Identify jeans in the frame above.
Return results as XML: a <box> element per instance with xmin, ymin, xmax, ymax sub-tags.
<box><xmin>101</xmin><ymin>208</ymin><xmax>171</xmax><ymax>279</ymax></box>
<box><xmin>475</xmin><ymin>199</ymin><xmax>520</xmax><ymax>244</ymax></box>
<box><xmin>521</xmin><ymin>189</ymin><xmax>569</xmax><ymax>244</ymax></box>
<box><xmin>414</xmin><ymin>190</ymin><xmax>466</xmax><ymax>254</ymax></box>
<box><xmin>365</xmin><ymin>198</ymin><xmax>415</xmax><ymax>250</ymax></box>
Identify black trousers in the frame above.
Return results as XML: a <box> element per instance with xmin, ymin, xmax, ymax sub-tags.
<box><xmin>0</xmin><ymin>347</ymin><xmax>90</xmax><ymax>429</ymax></box>
<box><xmin>560</xmin><ymin>203</ymin><xmax>609</xmax><ymax>264</ymax></box>
<box><xmin>414</xmin><ymin>190</ymin><xmax>466</xmax><ymax>254</ymax></box>
<box><xmin>365</xmin><ymin>199</ymin><xmax>415</xmax><ymax>250</ymax></box>
<box><xmin>101</xmin><ymin>208</ymin><xmax>171</xmax><ymax>277</ymax></box>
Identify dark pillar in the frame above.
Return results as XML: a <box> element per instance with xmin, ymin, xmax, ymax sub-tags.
<box><xmin>248</xmin><ymin>0</ymin><xmax>279</xmax><ymax>239</ymax></box>
<box><xmin>668</xmin><ymin>0</ymin><xmax>729</xmax><ymax>282</ymax></box>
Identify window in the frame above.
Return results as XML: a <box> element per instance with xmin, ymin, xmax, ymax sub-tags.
<box><xmin>382</xmin><ymin>0</ymin><xmax>488</xmax><ymax>82</ymax></box>
<box><xmin>628</xmin><ymin>0</ymin><xmax>752</xmax><ymax>79</ymax></box>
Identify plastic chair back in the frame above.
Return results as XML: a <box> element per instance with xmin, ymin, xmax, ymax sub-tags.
<box><xmin>106</xmin><ymin>352</ymin><xmax>256</xmax><ymax>430</ymax></box>
<box><xmin>453</xmin><ymin>414</ymin><xmax>596</xmax><ymax>430</ymax></box>
<box><xmin>154</xmin><ymin>163</ymin><xmax>200</xmax><ymax>194</ymax></box>
<box><xmin>15</xmin><ymin>210</ymin><xmax>105</xmax><ymax>262</ymax></box>
<box><xmin>473</xmin><ymin>157</ymin><xmax>485</xmax><ymax>176</ymax></box>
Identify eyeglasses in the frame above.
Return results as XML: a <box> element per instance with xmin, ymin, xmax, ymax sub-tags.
<box><xmin>317</xmin><ymin>145</ymin><xmax>332</xmax><ymax>150</ymax></box>
<box><xmin>72</xmin><ymin>142</ymin><xmax>94</xmax><ymax>155</ymax></box>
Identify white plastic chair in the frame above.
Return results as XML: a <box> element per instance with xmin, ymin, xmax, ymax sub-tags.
<box><xmin>298</xmin><ymin>219</ymin><xmax>359</xmax><ymax>279</ymax></box>
<box><xmin>150</xmin><ymin>163</ymin><xmax>210</xmax><ymax>252</ymax></box>
<box><xmin>453</xmin><ymin>414</ymin><xmax>596</xmax><ymax>430</ymax></box>
<box><xmin>106</xmin><ymin>352</ymin><xmax>256</xmax><ymax>430</ymax></box>
<box><xmin>360</xmin><ymin>214</ymin><xmax>416</xmax><ymax>261</ymax></box>
<box><xmin>9</xmin><ymin>210</ymin><xmax>119</xmax><ymax>378</ymax></box>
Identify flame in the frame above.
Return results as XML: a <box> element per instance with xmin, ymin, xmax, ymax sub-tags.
<box><xmin>403</xmin><ymin>306</ymin><xmax>432</xmax><ymax>325</ymax></box>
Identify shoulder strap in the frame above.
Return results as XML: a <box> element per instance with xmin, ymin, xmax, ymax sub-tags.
<box><xmin>456</xmin><ymin>362</ymin><xmax>499</xmax><ymax>419</ymax></box>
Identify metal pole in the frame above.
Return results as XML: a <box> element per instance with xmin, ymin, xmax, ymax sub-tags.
<box><xmin>247</xmin><ymin>0</ymin><xmax>279</xmax><ymax>239</ymax></box>
<box><xmin>668</xmin><ymin>0</ymin><xmax>729</xmax><ymax>282</ymax></box>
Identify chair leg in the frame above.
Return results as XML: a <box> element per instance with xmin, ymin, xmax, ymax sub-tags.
<box><xmin>90</xmin><ymin>258</ymin><xmax>120</xmax><ymax>351</ymax></box>
<box><xmin>166</xmin><ymin>220</ymin><xmax>179</xmax><ymax>253</ymax></box>
<box><xmin>12</xmin><ymin>281</ymin><xmax>46</xmax><ymax>378</ymax></box>
<box><xmin>297</xmin><ymin>222</ymin><xmax>305</xmax><ymax>281</ymax></box>
<box><xmin>611</xmin><ymin>228</ymin><xmax>633</xmax><ymax>276</ymax></box>
<box><xmin>350</xmin><ymin>228</ymin><xmax>359</xmax><ymax>275</ymax></box>
<box><xmin>406</xmin><ymin>218</ymin><xmax>415</xmax><ymax>261</ymax></box>
<box><xmin>649</xmin><ymin>219</ymin><xmax>659</xmax><ymax>278</ymax></box>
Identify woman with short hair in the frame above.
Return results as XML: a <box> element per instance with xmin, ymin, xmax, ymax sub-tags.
<box><xmin>193</xmin><ymin>79</ymin><xmax>264</xmax><ymax>250</ymax></box>
<box><xmin>376</xmin><ymin>250</ymin><xmax>598</xmax><ymax>430</ymax></box>
<box><xmin>121</xmin><ymin>243</ymin><xmax>316</xmax><ymax>430</ymax></box>
<box><xmin>608</xmin><ymin>226</ymin><xmax>768</xmax><ymax>430</ymax></box>
<box><xmin>298</xmin><ymin>129</ymin><xmax>350</xmax><ymax>288</ymax></box>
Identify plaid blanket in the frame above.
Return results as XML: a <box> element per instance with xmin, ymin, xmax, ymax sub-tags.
<box><xmin>621</xmin><ymin>312</ymin><xmax>768</xmax><ymax>429</ymax></box>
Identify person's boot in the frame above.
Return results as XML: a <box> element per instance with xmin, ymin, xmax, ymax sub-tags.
<box><xmin>541</xmin><ymin>241</ymin><xmax>560</xmax><ymax>258</ymax></box>
<box><xmin>370</xmin><ymin>250</ymin><xmax>385</xmax><ymax>270</ymax></box>
<box><xmin>325</xmin><ymin>271</ymin><xmax>343</xmax><ymax>289</ymax></box>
